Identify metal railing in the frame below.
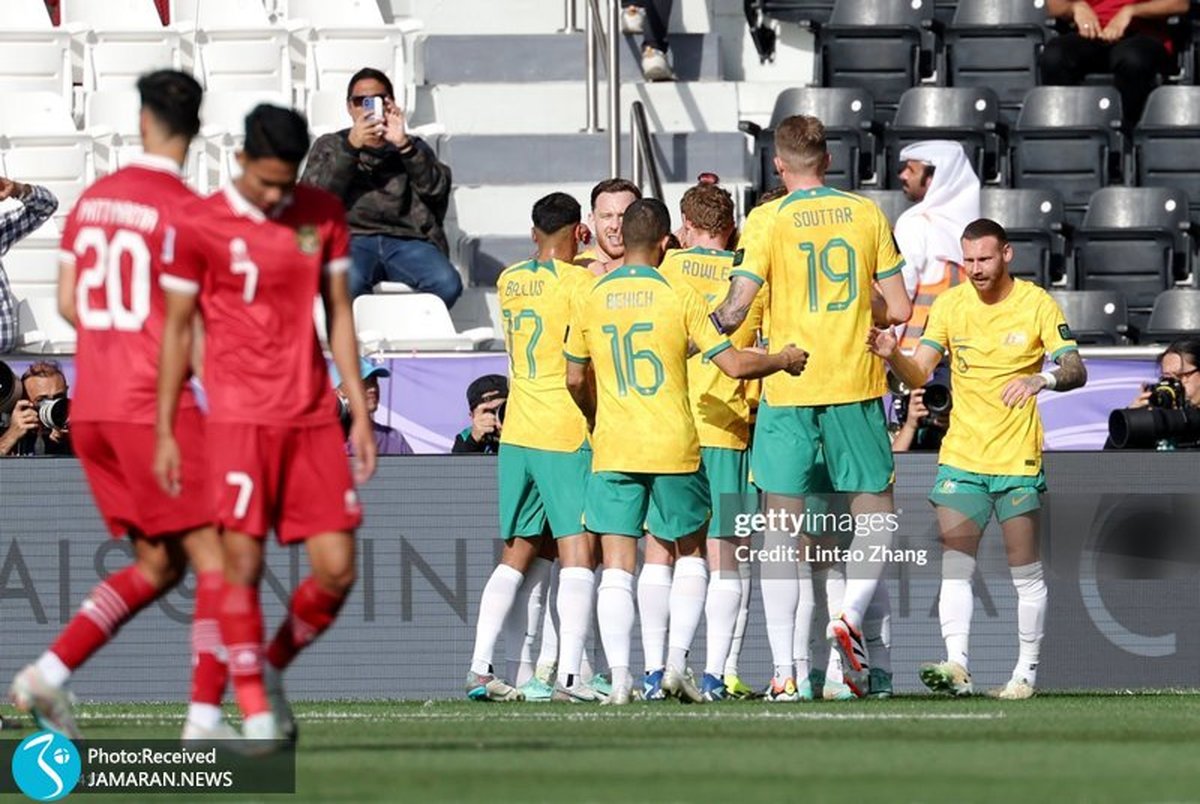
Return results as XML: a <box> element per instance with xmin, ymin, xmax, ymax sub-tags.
<box><xmin>630</xmin><ymin>101</ymin><xmax>663</xmax><ymax>200</ymax></box>
<box><xmin>579</xmin><ymin>0</ymin><xmax>620</xmax><ymax>177</ymax></box>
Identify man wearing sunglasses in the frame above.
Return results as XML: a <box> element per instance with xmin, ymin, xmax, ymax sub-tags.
<box><xmin>302</xmin><ymin>67</ymin><xmax>461</xmax><ymax>309</ymax></box>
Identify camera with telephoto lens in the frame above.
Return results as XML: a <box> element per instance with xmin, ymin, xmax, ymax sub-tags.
<box><xmin>1108</xmin><ymin>376</ymin><xmax>1200</xmax><ymax>449</ymax></box>
<box><xmin>36</xmin><ymin>397</ymin><xmax>69</xmax><ymax>429</ymax></box>
<box><xmin>890</xmin><ymin>365</ymin><xmax>952</xmax><ymax>428</ymax></box>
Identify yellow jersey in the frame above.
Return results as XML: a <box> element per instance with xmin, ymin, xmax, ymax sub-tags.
<box><xmin>658</xmin><ymin>247</ymin><xmax>764</xmax><ymax>450</ymax></box>
<box><xmin>732</xmin><ymin>186</ymin><xmax>905</xmax><ymax>406</ymax></box>
<box><xmin>921</xmin><ymin>279</ymin><xmax>1077</xmax><ymax>476</ymax></box>
<box><xmin>564</xmin><ymin>264</ymin><xmax>732</xmax><ymax>474</ymax></box>
<box><xmin>497</xmin><ymin>258</ymin><xmax>591</xmax><ymax>452</ymax></box>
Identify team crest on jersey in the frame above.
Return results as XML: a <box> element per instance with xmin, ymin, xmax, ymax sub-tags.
<box><xmin>731</xmin><ymin>249</ymin><xmax>745</xmax><ymax>267</ymax></box>
<box><xmin>345</xmin><ymin>489</ymin><xmax>361</xmax><ymax>515</ymax></box>
<box><xmin>296</xmin><ymin>225</ymin><xmax>320</xmax><ymax>255</ymax></box>
<box><xmin>1059</xmin><ymin>323</ymin><xmax>1073</xmax><ymax>341</ymax></box>
<box><xmin>1003</xmin><ymin>331</ymin><xmax>1028</xmax><ymax>347</ymax></box>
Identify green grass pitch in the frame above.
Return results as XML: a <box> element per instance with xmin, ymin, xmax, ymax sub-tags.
<box><xmin>10</xmin><ymin>695</ymin><xmax>1200</xmax><ymax>803</ymax></box>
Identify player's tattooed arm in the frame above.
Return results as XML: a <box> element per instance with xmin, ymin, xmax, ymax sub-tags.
<box><xmin>712</xmin><ymin>275</ymin><xmax>760</xmax><ymax>335</ymax></box>
<box><xmin>1050</xmin><ymin>349</ymin><xmax>1088</xmax><ymax>392</ymax></box>
<box><xmin>1001</xmin><ymin>350</ymin><xmax>1088</xmax><ymax>407</ymax></box>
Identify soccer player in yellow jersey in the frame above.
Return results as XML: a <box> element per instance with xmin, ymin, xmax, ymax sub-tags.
<box><xmin>867</xmin><ymin>219</ymin><xmax>1086</xmax><ymax>700</ymax></box>
<box><xmin>565</xmin><ymin>199</ymin><xmax>807</xmax><ymax>704</ymax></box>
<box><xmin>712</xmin><ymin>115</ymin><xmax>913</xmax><ymax>698</ymax></box>
<box><xmin>579</xmin><ymin>178</ymin><xmax>641</xmax><ymax>275</ymax></box>
<box><xmin>648</xmin><ymin>182</ymin><xmax>765</xmax><ymax>702</ymax></box>
<box><xmin>466</xmin><ymin>193</ymin><xmax>599</xmax><ymax>702</ymax></box>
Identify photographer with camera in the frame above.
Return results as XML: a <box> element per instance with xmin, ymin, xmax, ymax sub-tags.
<box><xmin>890</xmin><ymin>367</ymin><xmax>952</xmax><ymax>452</ymax></box>
<box><xmin>331</xmin><ymin>356</ymin><xmax>413</xmax><ymax>455</ymax></box>
<box><xmin>1108</xmin><ymin>336</ymin><xmax>1200</xmax><ymax>450</ymax></box>
<box><xmin>0</xmin><ymin>360</ymin><xmax>72</xmax><ymax>456</ymax></box>
<box><xmin>452</xmin><ymin>374</ymin><xmax>507</xmax><ymax>454</ymax></box>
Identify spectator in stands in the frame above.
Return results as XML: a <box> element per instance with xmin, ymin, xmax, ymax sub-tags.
<box><xmin>582</xmin><ymin>178</ymin><xmax>642</xmax><ymax>275</ymax></box>
<box><xmin>1126</xmin><ymin>336</ymin><xmax>1200</xmax><ymax>409</ymax></box>
<box><xmin>332</xmin><ymin>356</ymin><xmax>414</xmax><ymax>456</ymax></box>
<box><xmin>893</xmin><ymin>141</ymin><xmax>980</xmax><ymax>353</ymax></box>
<box><xmin>302</xmin><ymin>68</ymin><xmax>461</xmax><ymax>309</ymax></box>
<box><xmin>621</xmin><ymin>0</ymin><xmax>676</xmax><ymax>81</ymax></box>
<box><xmin>451</xmin><ymin>374</ymin><xmax>507</xmax><ymax>454</ymax></box>
<box><xmin>0</xmin><ymin>177</ymin><xmax>59</xmax><ymax>353</ymax></box>
<box><xmin>890</xmin><ymin>388</ymin><xmax>948</xmax><ymax>452</ymax></box>
<box><xmin>1041</xmin><ymin>0</ymin><xmax>1188</xmax><ymax>128</ymax></box>
<box><xmin>0</xmin><ymin>360</ymin><xmax>72</xmax><ymax>457</ymax></box>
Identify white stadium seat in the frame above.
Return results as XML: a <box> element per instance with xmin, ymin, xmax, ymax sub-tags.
<box><xmin>3</xmin><ymin>242</ymin><xmax>61</xmax><ymax>286</ymax></box>
<box><xmin>197</xmin><ymin>90</ymin><xmax>289</xmax><ymax>191</ymax></box>
<box><xmin>0</xmin><ymin>93</ymin><xmax>92</xmax><ymax>222</ymax></box>
<box><xmin>172</xmin><ymin>0</ymin><xmax>272</xmax><ymax>28</ymax></box>
<box><xmin>306</xmin><ymin>89</ymin><xmax>349</xmax><ymax>135</ymax></box>
<box><xmin>353</xmin><ymin>294</ymin><xmax>493</xmax><ymax>352</ymax></box>
<box><xmin>79</xmin><ymin>29</ymin><xmax>183</xmax><ymax>92</ymax></box>
<box><xmin>283</xmin><ymin>0</ymin><xmax>386</xmax><ymax>26</ymax></box>
<box><xmin>190</xmin><ymin>28</ymin><xmax>292</xmax><ymax>97</ymax></box>
<box><xmin>0</xmin><ymin>30</ymin><xmax>72</xmax><ymax>103</ymax></box>
<box><xmin>0</xmin><ymin>0</ymin><xmax>55</xmax><ymax>28</ymax></box>
<box><xmin>61</xmin><ymin>0</ymin><xmax>164</xmax><ymax>29</ymax></box>
<box><xmin>17</xmin><ymin>292</ymin><xmax>77</xmax><ymax>355</ymax></box>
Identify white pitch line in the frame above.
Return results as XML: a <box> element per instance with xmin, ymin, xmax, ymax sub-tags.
<box><xmin>68</xmin><ymin>709</ymin><xmax>1005</xmax><ymax>724</ymax></box>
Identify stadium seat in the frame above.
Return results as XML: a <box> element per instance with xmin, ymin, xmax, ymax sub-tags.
<box><xmin>352</xmin><ymin>294</ymin><xmax>493</xmax><ymax>352</ymax></box>
<box><xmin>78</xmin><ymin>28</ymin><xmax>182</xmax><ymax>92</ymax></box>
<box><xmin>742</xmin><ymin>87</ymin><xmax>877</xmax><ymax>192</ymax></box>
<box><xmin>746</xmin><ymin>0</ymin><xmax>837</xmax><ymax>26</ymax></box>
<box><xmin>60</xmin><ymin>0</ymin><xmax>163</xmax><ymax>29</ymax></box>
<box><xmin>1049</xmin><ymin>290</ymin><xmax>1132</xmax><ymax>345</ymax></box>
<box><xmin>883</xmin><ymin>87</ymin><xmax>1001</xmax><ymax>187</ymax></box>
<box><xmin>1011</xmin><ymin>86</ymin><xmax>1124</xmax><ymax>210</ymax></box>
<box><xmin>282</xmin><ymin>0</ymin><xmax>386</xmax><ymax>26</ymax></box>
<box><xmin>16</xmin><ymin>291</ymin><xmax>77</xmax><ymax>354</ymax></box>
<box><xmin>817</xmin><ymin>0</ymin><xmax>936</xmax><ymax>110</ymax></box>
<box><xmin>1072</xmin><ymin>187</ymin><xmax>1191</xmax><ymax>320</ymax></box>
<box><xmin>1145</xmin><ymin>289</ymin><xmax>1200</xmax><ymax>343</ymax></box>
<box><xmin>0</xmin><ymin>30</ymin><xmax>72</xmax><ymax>104</ymax></box>
<box><xmin>1134</xmin><ymin>86</ymin><xmax>1200</xmax><ymax>218</ymax></box>
<box><xmin>854</xmin><ymin>189</ymin><xmax>913</xmax><ymax>226</ymax></box>
<box><xmin>980</xmin><ymin>188</ymin><xmax>1067</xmax><ymax>287</ymax></box>
<box><xmin>2</xmin><ymin>241</ymin><xmax>60</xmax><ymax>286</ymax></box>
<box><xmin>197</xmin><ymin>90</ymin><xmax>290</xmax><ymax>192</ymax></box>
<box><xmin>0</xmin><ymin>0</ymin><xmax>54</xmax><ymax>28</ymax></box>
<box><xmin>306</xmin><ymin>89</ymin><xmax>349</xmax><ymax>136</ymax></box>
<box><xmin>0</xmin><ymin>92</ymin><xmax>92</xmax><ymax>222</ymax></box>
<box><xmin>173</xmin><ymin>2</ymin><xmax>291</xmax><ymax>98</ymax></box>
<box><xmin>945</xmin><ymin>0</ymin><xmax>1050</xmax><ymax>113</ymax></box>
<box><xmin>172</xmin><ymin>0</ymin><xmax>273</xmax><ymax>27</ymax></box>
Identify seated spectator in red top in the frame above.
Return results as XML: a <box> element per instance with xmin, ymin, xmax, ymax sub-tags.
<box><xmin>1041</xmin><ymin>0</ymin><xmax>1189</xmax><ymax>127</ymax></box>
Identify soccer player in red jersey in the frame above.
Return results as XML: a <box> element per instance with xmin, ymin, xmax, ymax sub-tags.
<box><xmin>156</xmin><ymin>104</ymin><xmax>376</xmax><ymax>743</ymax></box>
<box><xmin>8</xmin><ymin>70</ymin><xmax>232</xmax><ymax>742</ymax></box>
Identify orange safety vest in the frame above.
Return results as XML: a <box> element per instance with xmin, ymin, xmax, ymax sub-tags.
<box><xmin>899</xmin><ymin>260</ymin><xmax>967</xmax><ymax>353</ymax></box>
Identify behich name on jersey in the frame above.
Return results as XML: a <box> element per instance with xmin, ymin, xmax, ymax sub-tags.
<box><xmin>606</xmin><ymin>290</ymin><xmax>654</xmax><ymax>309</ymax></box>
<box><xmin>793</xmin><ymin>206</ymin><xmax>854</xmax><ymax>228</ymax></box>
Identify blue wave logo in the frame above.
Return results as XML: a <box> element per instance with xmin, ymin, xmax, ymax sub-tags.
<box><xmin>11</xmin><ymin>731</ymin><xmax>81</xmax><ymax>801</ymax></box>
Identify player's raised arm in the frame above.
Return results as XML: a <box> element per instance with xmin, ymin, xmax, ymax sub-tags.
<box><xmin>322</xmin><ymin>258</ymin><xmax>376</xmax><ymax>484</ymax></box>
<box><xmin>712</xmin><ymin>275</ymin><xmax>761</xmax><ymax>335</ymax></box>
<box><xmin>865</xmin><ymin>326</ymin><xmax>939</xmax><ymax>390</ymax></box>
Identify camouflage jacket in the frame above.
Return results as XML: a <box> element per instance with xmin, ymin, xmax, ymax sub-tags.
<box><xmin>302</xmin><ymin>131</ymin><xmax>452</xmax><ymax>254</ymax></box>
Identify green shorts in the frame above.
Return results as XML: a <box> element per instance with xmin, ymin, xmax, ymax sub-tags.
<box><xmin>498</xmin><ymin>444</ymin><xmax>590</xmax><ymax>540</ymax></box>
<box><xmin>928</xmin><ymin>464</ymin><xmax>1047</xmax><ymax>531</ymax></box>
<box><xmin>659</xmin><ymin>446</ymin><xmax>750</xmax><ymax>539</ymax></box>
<box><xmin>750</xmin><ymin>399</ymin><xmax>894</xmax><ymax>495</ymax></box>
<box><xmin>587</xmin><ymin>469</ymin><xmax>710</xmax><ymax>541</ymax></box>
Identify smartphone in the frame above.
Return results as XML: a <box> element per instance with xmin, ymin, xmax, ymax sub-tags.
<box><xmin>366</xmin><ymin>96</ymin><xmax>384</xmax><ymax>121</ymax></box>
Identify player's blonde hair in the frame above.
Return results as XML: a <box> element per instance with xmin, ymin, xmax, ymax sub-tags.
<box><xmin>774</xmin><ymin>115</ymin><xmax>828</xmax><ymax>173</ymax></box>
<box><xmin>680</xmin><ymin>183</ymin><xmax>734</xmax><ymax>237</ymax></box>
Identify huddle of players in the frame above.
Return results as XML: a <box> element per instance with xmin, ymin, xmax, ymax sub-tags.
<box><xmin>8</xmin><ymin>70</ymin><xmax>373</xmax><ymax>744</ymax></box>
<box><xmin>470</xmin><ymin>113</ymin><xmax>1088</xmax><ymax>704</ymax></box>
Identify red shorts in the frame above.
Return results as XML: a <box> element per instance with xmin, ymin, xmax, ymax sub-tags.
<box><xmin>206</xmin><ymin>421</ymin><xmax>362</xmax><ymax>544</ymax></box>
<box><xmin>73</xmin><ymin>407</ymin><xmax>213</xmax><ymax>539</ymax></box>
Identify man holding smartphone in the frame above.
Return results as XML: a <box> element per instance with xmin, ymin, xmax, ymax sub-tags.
<box><xmin>302</xmin><ymin>67</ymin><xmax>460</xmax><ymax>309</ymax></box>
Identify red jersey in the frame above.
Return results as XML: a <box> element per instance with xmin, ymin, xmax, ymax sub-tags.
<box><xmin>163</xmin><ymin>183</ymin><xmax>350</xmax><ymax>426</ymax></box>
<box><xmin>61</xmin><ymin>154</ymin><xmax>200</xmax><ymax>424</ymax></box>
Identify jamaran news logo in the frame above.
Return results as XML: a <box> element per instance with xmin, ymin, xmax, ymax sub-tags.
<box><xmin>10</xmin><ymin>731</ymin><xmax>82</xmax><ymax>802</ymax></box>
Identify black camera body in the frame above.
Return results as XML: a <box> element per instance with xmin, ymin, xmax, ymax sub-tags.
<box><xmin>1148</xmin><ymin>376</ymin><xmax>1186</xmax><ymax>410</ymax></box>
<box><xmin>890</xmin><ymin>365</ymin><xmax>952</xmax><ymax>428</ymax></box>
<box><xmin>1109</xmin><ymin>376</ymin><xmax>1200</xmax><ymax>449</ymax></box>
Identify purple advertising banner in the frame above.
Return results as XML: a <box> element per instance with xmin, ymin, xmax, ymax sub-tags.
<box><xmin>0</xmin><ymin>354</ymin><xmax>1162</xmax><ymax>453</ymax></box>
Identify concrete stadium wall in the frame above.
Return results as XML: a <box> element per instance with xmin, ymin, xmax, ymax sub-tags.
<box><xmin>0</xmin><ymin>453</ymin><xmax>1197</xmax><ymax>701</ymax></box>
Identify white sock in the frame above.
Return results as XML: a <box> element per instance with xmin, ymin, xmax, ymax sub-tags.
<box><xmin>810</xmin><ymin>568</ymin><xmax>831</xmax><ymax>679</ymax></box>
<box><xmin>863</xmin><ymin>581</ymin><xmax>893</xmax><ymax>675</ymax></box>
<box><xmin>1011</xmin><ymin>561</ymin><xmax>1047</xmax><ymax>686</ymax></box>
<box><xmin>723</xmin><ymin>562</ymin><xmax>752</xmax><ymax>677</ymax></box>
<box><xmin>637</xmin><ymin>563</ymin><xmax>672</xmax><ymax>672</ymax></box>
<box><xmin>536</xmin><ymin>563</ymin><xmax>560</xmax><ymax>671</ymax></box>
<box><xmin>504</xmin><ymin>557</ymin><xmax>551</xmax><ymax>685</ymax></box>
<box><xmin>704</xmin><ymin>575</ymin><xmax>742</xmax><ymax>676</ymax></box>
<box><xmin>471</xmin><ymin>564</ymin><xmax>524</xmax><ymax>676</ymax></box>
<box><xmin>597</xmin><ymin>568</ymin><xmax>635</xmax><ymax>687</ymax></box>
<box><xmin>35</xmin><ymin>652</ymin><xmax>71</xmax><ymax>689</ymax></box>
<box><xmin>762</xmin><ymin>572</ymin><xmax>799</xmax><ymax>680</ymax></box>
<box><xmin>840</xmin><ymin>523</ymin><xmax>892</xmax><ymax>629</ymax></box>
<box><xmin>186</xmin><ymin>702</ymin><xmax>222</xmax><ymax>729</ymax></box>
<box><xmin>792</xmin><ymin>562</ymin><xmax>815</xmax><ymax>683</ymax></box>
<box><xmin>824</xmin><ymin>564</ymin><xmax>846</xmax><ymax>619</ymax></box>
<box><xmin>940</xmin><ymin>550</ymin><xmax>976</xmax><ymax>670</ymax></box>
<box><xmin>666</xmin><ymin>556</ymin><xmax>707</xmax><ymax>671</ymax></box>
<box><xmin>556</xmin><ymin>566</ymin><xmax>596</xmax><ymax>686</ymax></box>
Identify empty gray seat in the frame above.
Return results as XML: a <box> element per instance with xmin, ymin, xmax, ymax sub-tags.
<box><xmin>884</xmin><ymin>86</ymin><xmax>1001</xmax><ymax>186</ymax></box>
<box><xmin>1146</xmin><ymin>289</ymin><xmax>1200</xmax><ymax>342</ymax></box>
<box><xmin>855</xmin><ymin>189</ymin><xmax>914</xmax><ymax>226</ymax></box>
<box><xmin>748</xmin><ymin>0</ymin><xmax>836</xmax><ymax>24</ymax></box>
<box><xmin>1049</xmin><ymin>290</ymin><xmax>1132</xmax><ymax>345</ymax></box>
<box><xmin>742</xmin><ymin>87</ymin><xmax>877</xmax><ymax>192</ymax></box>
<box><xmin>1073</xmin><ymin>187</ymin><xmax>1191</xmax><ymax>317</ymax></box>
<box><xmin>1011</xmin><ymin>86</ymin><xmax>1124</xmax><ymax>209</ymax></box>
<box><xmin>1134</xmin><ymin>86</ymin><xmax>1200</xmax><ymax>215</ymax></box>
<box><xmin>818</xmin><ymin>0</ymin><xmax>936</xmax><ymax>108</ymax></box>
<box><xmin>946</xmin><ymin>0</ymin><xmax>1051</xmax><ymax>110</ymax></box>
<box><xmin>980</xmin><ymin>188</ymin><xmax>1066</xmax><ymax>287</ymax></box>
